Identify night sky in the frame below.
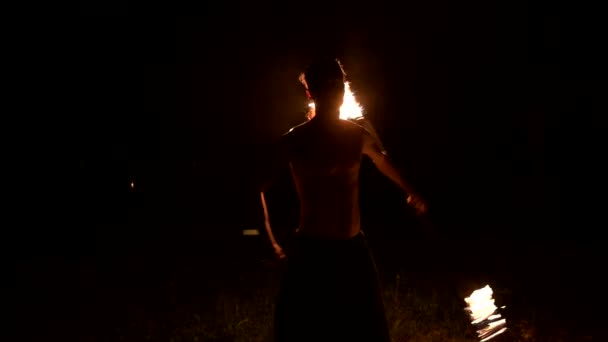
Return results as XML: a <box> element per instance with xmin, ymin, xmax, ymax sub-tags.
<box><xmin>25</xmin><ymin>5</ymin><xmax>602</xmax><ymax>250</ymax></box>
<box><xmin>21</xmin><ymin>2</ymin><xmax>601</xmax><ymax>280</ymax></box>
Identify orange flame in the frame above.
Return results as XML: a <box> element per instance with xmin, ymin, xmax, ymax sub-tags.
<box><xmin>307</xmin><ymin>82</ymin><xmax>363</xmax><ymax>120</ymax></box>
<box><xmin>464</xmin><ymin>285</ymin><xmax>507</xmax><ymax>341</ymax></box>
<box><xmin>339</xmin><ymin>82</ymin><xmax>363</xmax><ymax>120</ymax></box>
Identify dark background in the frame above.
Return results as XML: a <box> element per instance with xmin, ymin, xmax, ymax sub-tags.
<box><xmin>10</xmin><ymin>3</ymin><xmax>604</xmax><ymax>340</ymax></box>
<box><xmin>46</xmin><ymin>7</ymin><xmax>598</xmax><ymax>241</ymax></box>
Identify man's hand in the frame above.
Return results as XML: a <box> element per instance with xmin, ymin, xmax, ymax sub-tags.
<box><xmin>261</xmin><ymin>243</ymin><xmax>287</xmax><ymax>271</ymax></box>
<box><xmin>273</xmin><ymin>243</ymin><xmax>287</xmax><ymax>261</ymax></box>
<box><xmin>407</xmin><ymin>193</ymin><xmax>427</xmax><ymax>216</ymax></box>
<box><xmin>261</xmin><ymin>246</ymin><xmax>287</xmax><ymax>271</ymax></box>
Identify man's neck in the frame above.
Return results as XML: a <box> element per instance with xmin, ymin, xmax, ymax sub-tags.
<box><xmin>311</xmin><ymin>114</ymin><xmax>340</xmax><ymax>125</ymax></box>
<box><xmin>313</xmin><ymin>104</ymin><xmax>341</xmax><ymax>122</ymax></box>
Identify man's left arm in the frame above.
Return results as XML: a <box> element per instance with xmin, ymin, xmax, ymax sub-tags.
<box><xmin>361</xmin><ymin>126</ymin><xmax>427</xmax><ymax>215</ymax></box>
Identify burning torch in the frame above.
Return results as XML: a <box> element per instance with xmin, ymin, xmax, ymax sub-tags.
<box><xmin>464</xmin><ymin>285</ymin><xmax>508</xmax><ymax>341</ymax></box>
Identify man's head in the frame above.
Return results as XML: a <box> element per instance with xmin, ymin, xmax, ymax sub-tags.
<box><xmin>299</xmin><ymin>58</ymin><xmax>346</xmax><ymax>116</ymax></box>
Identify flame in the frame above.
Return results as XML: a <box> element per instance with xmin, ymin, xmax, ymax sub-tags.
<box><xmin>339</xmin><ymin>82</ymin><xmax>363</xmax><ymax>120</ymax></box>
<box><xmin>464</xmin><ymin>285</ymin><xmax>507</xmax><ymax>342</ymax></box>
<box><xmin>307</xmin><ymin>82</ymin><xmax>364</xmax><ymax>120</ymax></box>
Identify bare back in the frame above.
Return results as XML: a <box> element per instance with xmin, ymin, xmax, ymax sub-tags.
<box><xmin>283</xmin><ymin>119</ymin><xmax>366</xmax><ymax>239</ymax></box>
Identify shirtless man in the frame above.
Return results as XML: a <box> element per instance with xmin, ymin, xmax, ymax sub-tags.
<box><xmin>259</xmin><ymin>58</ymin><xmax>426</xmax><ymax>342</ymax></box>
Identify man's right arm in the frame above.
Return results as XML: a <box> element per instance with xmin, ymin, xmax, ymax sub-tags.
<box><xmin>260</xmin><ymin>191</ymin><xmax>286</xmax><ymax>260</ymax></box>
<box><xmin>256</xmin><ymin>133</ymin><xmax>290</xmax><ymax>260</ymax></box>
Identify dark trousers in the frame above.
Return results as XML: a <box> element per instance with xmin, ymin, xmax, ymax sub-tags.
<box><xmin>274</xmin><ymin>232</ymin><xmax>391</xmax><ymax>342</ymax></box>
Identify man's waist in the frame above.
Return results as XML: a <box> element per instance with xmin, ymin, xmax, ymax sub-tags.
<box><xmin>295</xmin><ymin>222</ymin><xmax>362</xmax><ymax>240</ymax></box>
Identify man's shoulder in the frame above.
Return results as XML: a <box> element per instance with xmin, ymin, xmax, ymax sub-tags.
<box><xmin>282</xmin><ymin>121</ymin><xmax>310</xmax><ymax>138</ymax></box>
<box><xmin>282</xmin><ymin>119</ymin><xmax>366</xmax><ymax>139</ymax></box>
<box><xmin>341</xmin><ymin>118</ymin><xmax>367</xmax><ymax>132</ymax></box>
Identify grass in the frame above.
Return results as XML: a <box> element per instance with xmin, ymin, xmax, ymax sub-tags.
<box><xmin>80</xmin><ymin>257</ymin><xmax>589</xmax><ymax>342</ymax></box>
<box><xmin>110</xmin><ymin>270</ymin><xmax>480</xmax><ymax>342</ymax></box>
<box><xmin>28</xmin><ymin>228</ymin><xmax>593</xmax><ymax>342</ymax></box>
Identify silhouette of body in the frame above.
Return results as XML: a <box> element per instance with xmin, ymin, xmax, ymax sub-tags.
<box><xmin>260</xmin><ymin>58</ymin><xmax>426</xmax><ymax>341</ymax></box>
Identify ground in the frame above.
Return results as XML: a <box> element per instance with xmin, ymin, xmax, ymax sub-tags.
<box><xmin>12</xmin><ymin>218</ymin><xmax>595</xmax><ymax>342</ymax></box>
